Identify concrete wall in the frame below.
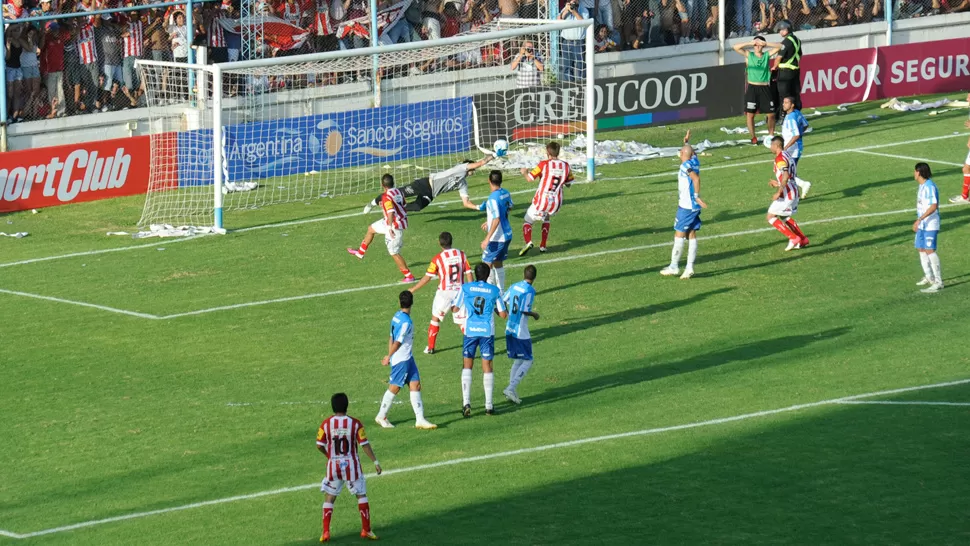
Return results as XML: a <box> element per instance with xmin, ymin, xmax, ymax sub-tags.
<box><xmin>8</xmin><ymin>12</ymin><xmax>970</xmax><ymax>151</ymax></box>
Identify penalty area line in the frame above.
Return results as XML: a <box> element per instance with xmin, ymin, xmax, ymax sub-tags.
<box><xmin>836</xmin><ymin>400</ymin><xmax>970</xmax><ymax>407</ymax></box>
<box><xmin>0</xmin><ymin>289</ymin><xmax>161</xmax><ymax>320</ymax></box>
<box><xmin>9</xmin><ymin>377</ymin><xmax>970</xmax><ymax>539</ymax></box>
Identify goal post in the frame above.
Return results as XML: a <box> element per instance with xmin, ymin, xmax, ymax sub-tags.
<box><xmin>137</xmin><ymin>18</ymin><xmax>595</xmax><ymax>233</ymax></box>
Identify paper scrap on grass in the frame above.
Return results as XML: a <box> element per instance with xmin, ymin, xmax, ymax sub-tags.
<box><xmin>0</xmin><ymin>232</ymin><xmax>29</xmax><ymax>238</ymax></box>
<box><xmin>880</xmin><ymin>97</ymin><xmax>954</xmax><ymax>112</ymax></box>
<box><xmin>134</xmin><ymin>225</ymin><xmax>227</xmax><ymax>239</ymax></box>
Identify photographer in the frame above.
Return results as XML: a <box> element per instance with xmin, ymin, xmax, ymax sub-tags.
<box><xmin>557</xmin><ymin>0</ymin><xmax>588</xmax><ymax>83</ymax></box>
<box><xmin>510</xmin><ymin>39</ymin><xmax>543</xmax><ymax>88</ymax></box>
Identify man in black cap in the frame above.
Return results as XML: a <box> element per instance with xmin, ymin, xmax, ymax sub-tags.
<box><xmin>774</xmin><ymin>19</ymin><xmax>802</xmax><ymax>120</ymax></box>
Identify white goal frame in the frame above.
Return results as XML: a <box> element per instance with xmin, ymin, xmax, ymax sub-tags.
<box><xmin>138</xmin><ymin>19</ymin><xmax>595</xmax><ymax>232</ymax></box>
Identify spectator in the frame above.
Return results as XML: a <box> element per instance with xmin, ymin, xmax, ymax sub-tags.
<box><xmin>122</xmin><ymin>10</ymin><xmax>145</xmax><ymax>108</ymax></box>
<box><xmin>734</xmin><ymin>0</ymin><xmax>752</xmax><ymax>35</ymax></box>
<box><xmin>40</xmin><ymin>20</ymin><xmax>68</xmax><ymax>118</ymax></box>
<box><xmin>6</xmin><ymin>25</ymin><xmax>26</xmax><ymax>122</ymax></box>
<box><xmin>75</xmin><ymin>0</ymin><xmax>102</xmax><ymax>113</ymax></box>
<box><xmin>169</xmin><ymin>10</ymin><xmax>189</xmax><ymax>64</ymax></box>
<box><xmin>519</xmin><ymin>0</ymin><xmax>537</xmax><ymax>17</ymax></box>
<box><xmin>510</xmin><ymin>38</ymin><xmax>543</xmax><ymax>87</ymax></box>
<box><xmin>20</xmin><ymin>25</ymin><xmax>43</xmax><ymax>119</ymax></box>
<box><xmin>100</xmin><ymin>20</ymin><xmax>125</xmax><ymax>111</ymax></box>
<box><xmin>594</xmin><ymin>23</ymin><xmax>617</xmax><ymax>51</ymax></box>
<box><xmin>499</xmin><ymin>0</ymin><xmax>518</xmax><ymax>16</ymax></box>
<box><xmin>705</xmin><ymin>1</ymin><xmax>719</xmax><ymax>38</ymax></box>
<box><xmin>557</xmin><ymin>0</ymin><xmax>588</xmax><ymax>83</ymax></box>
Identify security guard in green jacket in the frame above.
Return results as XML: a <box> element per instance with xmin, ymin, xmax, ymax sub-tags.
<box><xmin>773</xmin><ymin>19</ymin><xmax>802</xmax><ymax>116</ymax></box>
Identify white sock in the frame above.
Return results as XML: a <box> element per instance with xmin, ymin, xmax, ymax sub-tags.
<box><xmin>919</xmin><ymin>253</ymin><xmax>933</xmax><ymax>281</ymax></box>
<box><xmin>377</xmin><ymin>390</ymin><xmax>395</xmax><ymax>420</ymax></box>
<box><xmin>670</xmin><ymin>237</ymin><xmax>685</xmax><ymax>269</ymax></box>
<box><xmin>461</xmin><ymin>368</ymin><xmax>472</xmax><ymax>406</ymax></box>
<box><xmin>495</xmin><ymin>267</ymin><xmax>506</xmax><ymax>292</ymax></box>
<box><xmin>508</xmin><ymin>359</ymin><xmax>522</xmax><ymax>388</ymax></box>
<box><xmin>409</xmin><ymin>390</ymin><xmax>425</xmax><ymax>422</ymax></box>
<box><xmin>487</xmin><ymin>268</ymin><xmax>496</xmax><ymax>286</ymax></box>
<box><xmin>928</xmin><ymin>252</ymin><xmax>942</xmax><ymax>284</ymax></box>
<box><xmin>509</xmin><ymin>359</ymin><xmax>533</xmax><ymax>390</ymax></box>
<box><xmin>686</xmin><ymin>238</ymin><xmax>698</xmax><ymax>270</ymax></box>
<box><xmin>483</xmin><ymin>372</ymin><xmax>494</xmax><ymax>410</ymax></box>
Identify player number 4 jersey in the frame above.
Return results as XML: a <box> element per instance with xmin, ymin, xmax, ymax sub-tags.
<box><xmin>529</xmin><ymin>159</ymin><xmax>574</xmax><ymax>213</ymax></box>
<box><xmin>504</xmin><ymin>281</ymin><xmax>536</xmax><ymax>339</ymax></box>
<box><xmin>316</xmin><ymin>415</ymin><xmax>368</xmax><ymax>482</ymax></box>
<box><xmin>427</xmin><ymin>248</ymin><xmax>471</xmax><ymax>292</ymax></box>
<box><xmin>381</xmin><ymin>188</ymin><xmax>408</xmax><ymax>230</ymax></box>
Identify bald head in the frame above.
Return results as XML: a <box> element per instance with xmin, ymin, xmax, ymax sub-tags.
<box><xmin>680</xmin><ymin>144</ymin><xmax>694</xmax><ymax>161</ymax></box>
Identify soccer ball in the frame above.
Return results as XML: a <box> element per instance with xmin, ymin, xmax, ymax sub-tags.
<box><xmin>493</xmin><ymin>139</ymin><xmax>509</xmax><ymax>157</ymax></box>
<box><xmin>763</xmin><ymin>135</ymin><xmax>774</xmax><ymax>149</ymax></box>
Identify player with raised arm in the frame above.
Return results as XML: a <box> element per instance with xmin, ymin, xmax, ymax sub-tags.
<box><xmin>362</xmin><ymin>154</ymin><xmax>497</xmax><ymax>213</ymax></box>
<box><xmin>375</xmin><ymin>291</ymin><xmax>438</xmax><ymax>430</ymax></box>
<box><xmin>316</xmin><ymin>393</ymin><xmax>382</xmax><ymax>542</ymax></box>
<box><xmin>660</xmin><ymin>134</ymin><xmax>708</xmax><ymax>279</ymax></box>
<box><xmin>519</xmin><ymin>141</ymin><xmax>574</xmax><ymax>256</ymax></box>
<box><xmin>409</xmin><ymin>232</ymin><xmax>474</xmax><ymax>355</ymax></box>
<box><xmin>948</xmin><ymin>105</ymin><xmax>970</xmax><ymax>204</ymax></box>
<box><xmin>478</xmin><ymin>170</ymin><xmax>514</xmax><ymax>291</ymax></box>
<box><xmin>452</xmin><ymin>262</ymin><xmax>509</xmax><ymax>417</ymax></box>
<box><xmin>780</xmin><ymin>96</ymin><xmax>813</xmax><ymax>198</ymax></box>
<box><xmin>502</xmin><ymin>265</ymin><xmax>539</xmax><ymax>405</ymax></box>
<box><xmin>914</xmin><ymin>162</ymin><xmax>944</xmax><ymax>293</ymax></box>
<box><xmin>348</xmin><ymin>174</ymin><xmax>415</xmax><ymax>283</ymax></box>
<box><xmin>766</xmin><ymin>136</ymin><xmax>809</xmax><ymax>250</ymax></box>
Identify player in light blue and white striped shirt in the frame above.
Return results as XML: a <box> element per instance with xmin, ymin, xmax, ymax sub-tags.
<box><xmin>502</xmin><ymin>265</ymin><xmax>539</xmax><ymax>405</ymax></box>
<box><xmin>913</xmin><ymin>163</ymin><xmax>944</xmax><ymax>293</ymax></box>
<box><xmin>661</xmin><ymin>131</ymin><xmax>708</xmax><ymax>280</ymax></box>
<box><xmin>781</xmin><ymin>96</ymin><xmax>814</xmax><ymax>198</ymax></box>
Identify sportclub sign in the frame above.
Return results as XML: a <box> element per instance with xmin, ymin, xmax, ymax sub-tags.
<box><xmin>799</xmin><ymin>37</ymin><xmax>970</xmax><ymax>107</ymax></box>
<box><xmin>474</xmin><ymin>65</ymin><xmax>745</xmax><ymax>141</ymax></box>
<box><xmin>0</xmin><ymin>136</ymin><xmax>154</xmax><ymax>213</ymax></box>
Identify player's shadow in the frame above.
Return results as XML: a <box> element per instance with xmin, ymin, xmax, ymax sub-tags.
<box><xmin>518</xmin><ymin>327</ymin><xmax>851</xmax><ymax>411</ymax></box>
<box><xmin>811</xmin><ymin>168</ymin><xmax>962</xmax><ymax>202</ymax></box>
<box><xmin>530</xmin><ymin>287</ymin><xmax>736</xmax><ymax>344</ymax></box>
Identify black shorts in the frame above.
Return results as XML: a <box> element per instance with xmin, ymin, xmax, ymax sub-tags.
<box><xmin>744</xmin><ymin>84</ymin><xmax>775</xmax><ymax>114</ymax></box>
<box><xmin>403</xmin><ymin>178</ymin><xmax>433</xmax><ymax>212</ymax></box>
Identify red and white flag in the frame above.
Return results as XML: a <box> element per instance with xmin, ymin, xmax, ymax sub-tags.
<box><xmin>217</xmin><ymin>14</ymin><xmax>311</xmax><ymax>51</ymax></box>
<box><xmin>336</xmin><ymin>0</ymin><xmax>411</xmax><ymax>40</ymax></box>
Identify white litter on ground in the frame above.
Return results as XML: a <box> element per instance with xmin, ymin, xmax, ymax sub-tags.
<box><xmin>134</xmin><ymin>225</ymin><xmax>226</xmax><ymax>239</ymax></box>
<box><xmin>881</xmin><ymin>97</ymin><xmax>956</xmax><ymax>112</ymax></box>
<box><xmin>0</xmin><ymin>232</ymin><xmax>29</xmax><ymax>238</ymax></box>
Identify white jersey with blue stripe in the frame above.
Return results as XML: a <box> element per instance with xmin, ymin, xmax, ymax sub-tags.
<box><xmin>782</xmin><ymin>109</ymin><xmax>808</xmax><ymax>158</ymax></box>
<box><xmin>480</xmin><ymin>188</ymin><xmax>514</xmax><ymax>243</ymax></box>
<box><xmin>503</xmin><ymin>281</ymin><xmax>536</xmax><ymax>339</ymax></box>
<box><xmin>677</xmin><ymin>155</ymin><xmax>701</xmax><ymax>210</ymax></box>
<box><xmin>917</xmin><ymin>179</ymin><xmax>941</xmax><ymax>231</ymax></box>
<box><xmin>454</xmin><ymin>281</ymin><xmax>507</xmax><ymax>337</ymax></box>
<box><xmin>389</xmin><ymin>310</ymin><xmax>414</xmax><ymax>365</ymax></box>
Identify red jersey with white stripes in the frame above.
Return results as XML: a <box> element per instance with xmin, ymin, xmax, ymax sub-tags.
<box><xmin>316</xmin><ymin>415</ymin><xmax>369</xmax><ymax>482</ymax></box>
<box><xmin>76</xmin><ymin>2</ymin><xmax>98</xmax><ymax>64</ymax></box>
<box><xmin>281</xmin><ymin>0</ymin><xmax>302</xmax><ymax>25</ymax></box>
<box><xmin>124</xmin><ymin>20</ymin><xmax>144</xmax><ymax>57</ymax></box>
<box><xmin>774</xmin><ymin>151</ymin><xmax>798</xmax><ymax>201</ymax></box>
<box><xmin>381</xmin><ymin>187</ymin><xmax>408</xmax><ymax>230</ymax></box>
<box><xmin>528</xmin><ymin>159</ymin><xmax>574</xmax><ymax>213</ymax></box>
<box><xmin>426</xmin><ymin>248</ymin><xmax>471</xmax><ymax>292</ymax></box>
<box><xmin>209</xmin><ymin>11</ymin><xmax>227</xmax><ymax>47</ymax></box>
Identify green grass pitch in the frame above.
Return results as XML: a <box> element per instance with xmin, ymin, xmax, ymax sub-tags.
<box><xmin>2</xmin><ymin>95</ymin><xmax>969</xmax><ymax>545</ymax></box>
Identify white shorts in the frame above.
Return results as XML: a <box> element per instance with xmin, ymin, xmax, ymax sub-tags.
<box><xmin>321</xmin><ymin>475</ymin><xmax>367</xmax><ymax>496</ymax></box>
<box><xmin>370</xmin><ymin>219</ymin><xmax>404</xmax><ymax>255</ymax></box>
<box><xmin>432</xmin><ymin>289</ymin><xmax>466</xmax><ymax>324</ymax></box>
<box><xmin>768</xmin><ymin>198</ymin><xmax>798</xmax><ymax>217</ymax></box>
<box><xmin>524</xmin><ymin>203</ymin><xmax>559</xmax><ymax>224</ymax></box>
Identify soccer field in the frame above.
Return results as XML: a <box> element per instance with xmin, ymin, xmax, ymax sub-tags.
<box><xmin>2</xmin><ymin>96</ymin><xmax>970</xmax><ymax>545</ymax></box>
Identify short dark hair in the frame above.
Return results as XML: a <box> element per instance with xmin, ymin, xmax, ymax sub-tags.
<box><xmin>524</xmin><ymin>265</ymin><xmax>537</xmax><ymax>281</ymax></box>
<box><xmin>331</xmin><ymin>392</ymin><xmax>349</xmax><ymax>414</ymax></box>
<box><xmin>399</xmin><ymin>290</ymin><xmax>413</xmax><ymax>309</ymax></box>
<box><xmin>475</xmin><ymin>262</ymin><xmax>491</xmax><ymax>281</ymax></box>
<box><xmin>439</xmin><ymin>231</ymin><xmax>453</xmax><ymax>248</ymax></box>
<box><xmin>783</xmin><ymin>96</ymin><xmax>795</xmax><ymax>104</ymax></box>
<box><xmin>381</xmin><ymin>173</ymin><xmax>394</xmax><ymax>188</ymax></box>
<box><xmin>546</xmin><ymin>141</ymin><xmax>561</xmax><ymax>157</ymax></box>
<box><xmin>489</xmin><ymin>170</ymin><xmax>503</xmax><ymax>186</ymax></box>
<box><xmin>771</xmin><ymin>135</ymin><xmax>784</xmax><ymax>147</ymax></box>
<box><xmin>753</xmin><ymin>35</ymin><xmax>766</xmax><ymax>42</ymax></box>
<box><xmin>915</xmin><ymin>162</ymin><xmax>932</xmax><ymax>180</ymax></box>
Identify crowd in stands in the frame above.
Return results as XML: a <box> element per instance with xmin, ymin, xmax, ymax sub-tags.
<box><xmin>0</xmin><ymin>0</ymin><xmax>955</xmax><ymax>122</ymax></box>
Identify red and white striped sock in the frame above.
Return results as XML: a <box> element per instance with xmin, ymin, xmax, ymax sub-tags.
<box><xmin>358</xmin><ymin>497</ymin><xmax>371</xmax><ymax>533</ymax></box>
<box><xmin>785</xmin><ymin>218</ymin><xmax>806</xmax><ymax>239</ymax></box>
<box><xmin>427</xmin><ymin>321</ymin><xmax>440</xmax><ymax>350</ymax></box>
<box><xmin>522</xmin><ymin>223</ymin><xmax>533</xmax><ymax>244</ymax></box>
<box><xmin>770</xmin><ymin>218</ymin><xmax>798</xmax><ymax>241</ymax></box>
<box><xmin>358</xmin><ymin>241</ymin><xmax>369</xmax><ymax>254</ymax></box>
<box><xmin>322</xmin><ymin>502</ymin><xmax>334</xmax><ymax>536</ymax></box>
<box><xmin>540</xmin><ymin>222</ymin><xmax>550</xmax><ymax>248</ymax></box>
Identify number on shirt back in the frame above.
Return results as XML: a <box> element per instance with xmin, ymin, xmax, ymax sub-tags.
<box><xmin>472</xmin><ymin>296</ymin><xmax>486</xmax><ymax>316</ymax></box>
<box><xmin>448</xmin><ymin>263</ymin><xmax>461</xmax><ymax>283</ymax></box>
<box><xmin>511</xmin><ymin>296</ymin><xmax>520</xmax><ymax>315</ymax></box>
<box><xmin>334</xmin><ymin>436</ymin><xmax>350</xmax><ymax>456</ymax></box>
<box><xmin>548</xmin><ymin>175</ymin><xmax>562</xmax><ymax>192</ymax></box>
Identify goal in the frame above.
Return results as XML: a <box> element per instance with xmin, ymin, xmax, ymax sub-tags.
<box><xmin>136</xmin><ymin>18</ymin><xmax>595</xmax><ymax>232</ymax></box>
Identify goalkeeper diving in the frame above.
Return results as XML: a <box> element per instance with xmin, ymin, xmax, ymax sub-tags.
<box><xmin>363</xmin><ymin>154</ymin><xmax>497</xmax><ymax>214</ymax></box>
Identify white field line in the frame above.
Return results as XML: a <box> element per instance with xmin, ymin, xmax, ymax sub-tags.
<box><xmin>1</xmin><ymin>131</ymin><xmax>967</xmax><ymax>271</ymax></box>
<box><xmin>0</xmin><ymin>530</ymin><xmax>26</xmax><ymax>539</ymax></box>
<box><xmin>852</xmin><ymin>150</ymin><xmax>964</xmax><ymax>167</ymax></box>
<box><xmin>157</xmin><ymin>203</ymin><xmax>960</xmax><ymax>319</ymax></box>
<box><xmin>0</xmin><ymin>289</ymin><xmax>161</xmax><ymax>320</ymax></box>
<box><xmin>837</xmin><ymin>400</ymin><xmax>970</xmax><ymax>407</ymax></box>
<box><xmin>7</xmin><ymin>377</ymin><xmax>969</xmax><ymax>540</ymax></box>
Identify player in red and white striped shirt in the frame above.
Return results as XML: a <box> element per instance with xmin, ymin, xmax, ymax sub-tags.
<box><xmin>348</xmin><ymin>174</ymin><xmax>415</xmax><ymax>283</ymax></box>
<box><xmin>766</xmin><ymin>136</ymin><xmax>809</xmax><ymax>251</ymax></box>
<box><xmin>519</xmin><ymin>141</ymin><xmax>574</xmax><ymax>256</ymax></box>
<box><xmin>316</xmin><ymin>393</ymin><xmax>382</xmax><ymax>542</ymax></box>
<box><xmin>408</xmin><ymin>231</ymin><xmax>474</xmax><ymax>354</ymax></box>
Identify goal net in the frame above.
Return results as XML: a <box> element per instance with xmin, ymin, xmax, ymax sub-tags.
<box><xmin>137</xmin><ymin>18</ymin><xmax>594</xmax><ymax>232</ymax></box>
